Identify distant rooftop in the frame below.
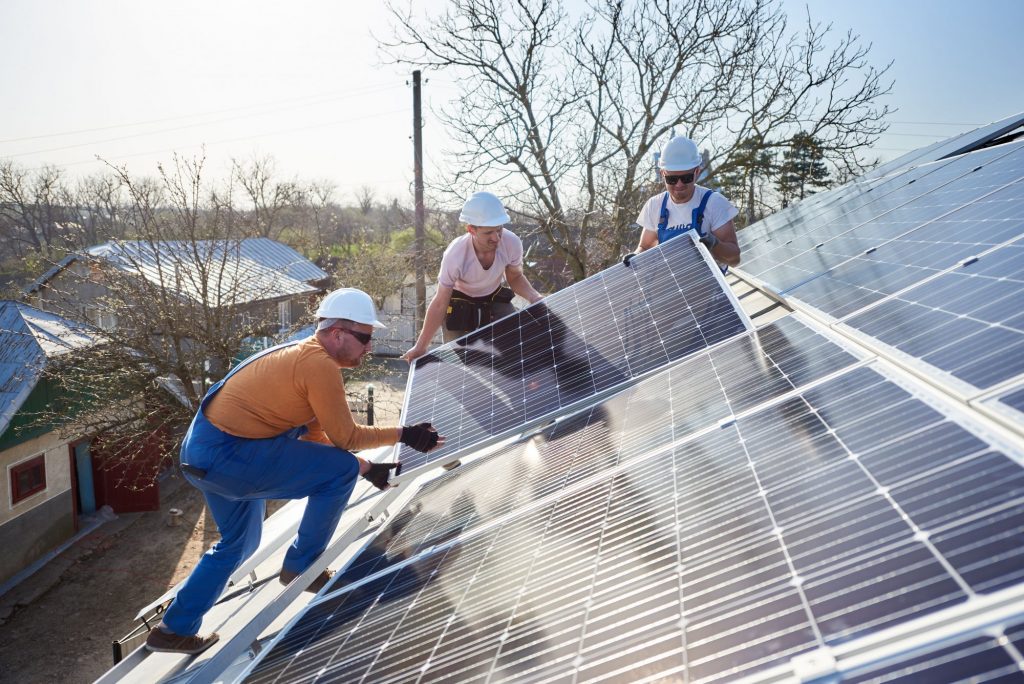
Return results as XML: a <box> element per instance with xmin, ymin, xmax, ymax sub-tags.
<box><xmin>0</xmin><ymin>301</ymin><xmax>96</xmax><ymax>438</ymax></box>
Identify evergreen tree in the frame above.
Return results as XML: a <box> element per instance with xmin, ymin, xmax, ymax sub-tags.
<box><xmin>776</xmin><ymin>132</ymin><xmax>832</xmax><ymax>205</ymax></box>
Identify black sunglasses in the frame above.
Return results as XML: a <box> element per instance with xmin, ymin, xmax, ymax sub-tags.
<box><xmin>338</xmin><ymin>328</ymin><xmax>373</xmax><ymax>345</ymax></box>
<box><xmin>664</xmin><ymin>173</ymin><xmax>695</xmax><ymax>185</ymax></box>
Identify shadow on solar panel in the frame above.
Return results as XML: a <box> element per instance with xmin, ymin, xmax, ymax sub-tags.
<box><xmin>397</xmin><ymin>234</ymin><xmax>750</xmax><ymax>471</ymax></box>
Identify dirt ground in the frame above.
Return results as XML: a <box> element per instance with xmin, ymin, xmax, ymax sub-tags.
<box><xmin>0</xmin><ymin>367</ymin><xmax>408</xmax><ymax>684</ymax></box>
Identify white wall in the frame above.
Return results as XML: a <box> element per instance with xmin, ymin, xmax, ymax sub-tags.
<box><xmin>0</xmin><ymin>431</ymin><xmax>73</xmax><ymax>525</ymax></box>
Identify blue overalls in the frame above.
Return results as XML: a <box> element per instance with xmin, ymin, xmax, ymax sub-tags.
<box><xmin>657</xmin><ymin>189</ymin><xmax>728</xmax><ymax>273</ymax></box>
<box><xmin>160</xmin><ymin>342</ymin><xmax>361</xmax><ymax>637</ymax></box>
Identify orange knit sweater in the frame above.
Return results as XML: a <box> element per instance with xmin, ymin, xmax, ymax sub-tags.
<box><xmin>204</xmin><ymin>336</ymin><xmax>400</xmax><ymax>452</ymax></box>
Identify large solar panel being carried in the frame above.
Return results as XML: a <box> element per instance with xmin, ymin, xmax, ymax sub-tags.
<box><xmin>100</xmin><ymin>117</ymin><xmax>1024</xmax><ymax>684</ymax></box>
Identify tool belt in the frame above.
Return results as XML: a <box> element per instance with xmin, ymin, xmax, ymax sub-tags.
<box><xmin>445</xmin><ymin>286</ymin><xmax>515</xmax><ymax>331</ymax></box>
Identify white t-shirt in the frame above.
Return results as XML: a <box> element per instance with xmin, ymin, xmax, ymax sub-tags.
<box><xmin>636</xmin><ymin>187</ymin><xmax>738</xmax><ymax>238</ymax></box>
<box><xmin>437</xmin><ymin>230</ymin><xmax>524</xmax><ymax>297</ymax></box>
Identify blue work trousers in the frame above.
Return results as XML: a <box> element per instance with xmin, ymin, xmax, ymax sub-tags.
<box><xmin>160</xmin><ymin>406</ymin><xmax>360</xmax><ymax>637</ymax></box>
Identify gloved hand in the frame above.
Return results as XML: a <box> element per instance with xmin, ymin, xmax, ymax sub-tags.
<box><xmin>622</xmin><ymin>252</ymin><xmax>637</xmax><ymax>267</ymax></box>
<box><xmin>699</xmin><ymin>232</ymin><xmax>719</xmax><ymax>250</ymax></box>
<box><xmin>362</xmin><ymin>461</ymin><xmax>402</xmax><ymax>490</ymax></box>
<box><xmin>400</xmin><ymin>422</ymin><xmax>440</xmax><ymax>452</ymax></box>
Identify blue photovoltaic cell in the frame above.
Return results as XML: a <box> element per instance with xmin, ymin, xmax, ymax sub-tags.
<box><xmin>1000</xmin><ymin>386</ymin><xmax>1024</xmax><ymax>414</ymax></box>
<box><xmin>397</xmin><ymin>235</ymin><xmax>747</xmax><ymax>470</ymax></box>
<box><xmin>246</xmin><ymin>363</ymin><xmax>1024</xmax><ymax>684</ymax></box>
<box><xmin>842</xmin><ymin>240</ymin><xmax>1024</xmax><ymax>392</ymax></box>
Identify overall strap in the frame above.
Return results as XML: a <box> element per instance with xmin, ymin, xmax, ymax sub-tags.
<box><xmin>201</xmin><ymin>339</ymin><xmax>302</xmax><ymax>404</ymax></box>
<box><xmin>692</xmin><ymin>189</ymin><xmax>715</xmax><ymax>237</ymax></box>
<box><xmin>223</xmin><ymin>340</ymin><xmax>300</xmax><ymax>383</ymax></box>
<box><xmin>657</xmin><ymin>192</ymin><xmax>671</xmax><ymax>234</ymax></box>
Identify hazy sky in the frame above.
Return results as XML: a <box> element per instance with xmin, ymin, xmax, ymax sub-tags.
<box><xmin>1</xmin><ymin>0</ymin><xmax>1021</xmax><ymax>209</ymax></box>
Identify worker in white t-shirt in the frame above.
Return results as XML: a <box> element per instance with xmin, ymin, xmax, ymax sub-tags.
<box><xmin>624</xmin><ymin>136</ymin><xmax>741</xmax><ymax>270</ymax></box>
<box><xmin>402</xmin><ymin>191</ymin><xmax>543</xmax><ymax>362</ymax></box>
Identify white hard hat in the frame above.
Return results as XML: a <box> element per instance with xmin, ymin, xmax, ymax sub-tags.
<box><xmin>659</xmin><ymin>136</ymin><xmax>703</xmax><ymax>171</ymax></box>
<box><xmin>315</xmin><ymin>288</ymin><xmax>386</xmax><ymax>328</ymax></box>
<box><xmin>458</xmin><ymin>191</ymin><xmax>511</xmax><ymax>227</ymax></box>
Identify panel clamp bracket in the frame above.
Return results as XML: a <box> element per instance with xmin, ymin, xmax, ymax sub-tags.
<box><xmin>790</xmin><ymin>648</ymin><xmax>840</xmax><ymax>683</ymax></box>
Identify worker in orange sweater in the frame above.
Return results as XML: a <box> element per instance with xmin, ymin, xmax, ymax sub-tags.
<box><xmin>145</xmin><ymin>288</ymin><xmax>444</xmax><ymax>655</ymax></box>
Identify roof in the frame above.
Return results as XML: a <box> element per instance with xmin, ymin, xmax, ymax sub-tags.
<box><xmin>86</xmin><ymin>239</ymin><xmax>321</xmax><ymax>305</ymax></box>
<box><xmin>237</xmin><ymin>237</ymin><xmax>329</xmax><ymax>285</ymax></box>
<box><xmin>0</xmin><ymin>301</ymin><xmax>96</xmax><ymax>439</ymax></box>
<box><xmin>27</xmin><ymin>238</ymin><xmax>328</xmax><ymax>306</ymax></box>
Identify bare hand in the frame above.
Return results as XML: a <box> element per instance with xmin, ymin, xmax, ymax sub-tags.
<box><xmin>401</xmin><ymin>345</ymin><xmax>427</xmax><ymax>363</ymax></box>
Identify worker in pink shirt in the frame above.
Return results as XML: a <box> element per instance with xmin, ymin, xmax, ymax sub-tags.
<box><xmin>403</xmin><ymin>191</ymin><xmax>543</xmax><ymax>362</ymax></box>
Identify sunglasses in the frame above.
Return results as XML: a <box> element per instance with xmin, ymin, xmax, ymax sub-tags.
<box><xmin>338</xmin><ymin>328</ymin><xmax>373</xmax><ymax>345</ymax></box>
<box><xmin>664</xmin><ymin>173</ymin><xmax>695</xmax><ymax>185</ymax></box>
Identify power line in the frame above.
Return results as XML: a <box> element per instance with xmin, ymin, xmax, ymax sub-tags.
<box><xmin>886</xmin><ymin>120</ymin><xmax>982</xmax><ymax>126</ymax></box>
<box><xmin>21</xmin><ymin>108</ymin><xmax>411</xmax><ymax>173</ymax></box>
<box><xmin>0</xmin><ymin>84</ymin><xmax>404</xmax><ymax>146</ymax></box>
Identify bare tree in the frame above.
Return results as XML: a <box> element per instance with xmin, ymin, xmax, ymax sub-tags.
<box><xmin>231</xmin><ymin>154</ymin><xmax>304</xmax><ymax>239</ymax></box>
<box><xmin>28</xmin><ymin>155</ymin><xmax>291</xmax><ymax>480</ymax></box>
<box><xmin>0</xmin><ymin>161</ymin><xmax>76</xmax><ymax>257</ymax></box>
<box><xmin>335</xmin><ymin>240</ymin><xmax>412</xmax><ymax>310</ymax></box>
<box><xmin>355</xmin><ymin>185</ymin><xmax>377</xmax><ymax>215</ymax></box>
<box><xmin>382</xmin><ymin>0</ymin><xmax>891</xmax><ymax>280</ymax></box>
<box><xmin>307</xmin><ymin>179</ymin><xmax>338</xmax><ymax>259</ymax></box>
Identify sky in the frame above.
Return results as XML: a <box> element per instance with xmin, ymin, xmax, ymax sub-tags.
<box><xmin>0</xmin><ymin>0</ymin><xmax>1021</xmax><ymax>211</ymax></box>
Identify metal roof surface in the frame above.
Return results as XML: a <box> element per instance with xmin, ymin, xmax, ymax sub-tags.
<box><xmin>0</xmin><ymin>301</ymin><xmax>96</xmax><ymax>438</ymax></box>
<box><xmin>84</xmin><ymin>238</ymin><xmax>322</xmax><ymax>305</ymax></box>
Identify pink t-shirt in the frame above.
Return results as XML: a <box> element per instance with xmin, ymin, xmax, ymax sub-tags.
<box><xmin>437</xmin><ymin>231</ymin><xmax>524</xmax><ymax>297</ymax></box>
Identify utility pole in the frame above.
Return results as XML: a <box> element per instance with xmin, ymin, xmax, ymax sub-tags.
<box><xmin>412</xmin><ymin>70</ymin><xmax>426</xmax><ymax>329</ymax></box>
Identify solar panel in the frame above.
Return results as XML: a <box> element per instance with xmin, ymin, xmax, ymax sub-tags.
<box><xmin>745</xmin><ymin>141</ymin><xmax>1024</xmax><ymax>294</ymax></box>
<box><xmin>734</xmin><ymin>146</ymin><xmax>1012</xmax><ymax>279</ymax></box>
<box><xmin>842</xmin><ymin>631</ymin><xmax>1024</xmax><ymax>683</ymax></box>
<box><xmin>773</xmin><ymin>178</ymin><xmax>1024</xmax><ymax>320</ymax></box>
<box><xmin>860</xmin><ymin>110</ymin><xmax>1024</xmax><ymax>182</ymax></box>
<box><xmin>335</xmin><ymin>316</ymin><xmax>862</xmax><ymax>585</ymax></box>
<box><xmin>396</xmin><ymin>233</ymin><xmax>750</xmax><ymax>472</ymax></box>
<box><xmin>243</xmin><ymin>361</ymin><xmax>1024</xmax><ymax>683</ymax></box>
<box><xmin>834</xmin><ymin>239</ymin><xmax>1024</xmax><ymax>396</ymax></box>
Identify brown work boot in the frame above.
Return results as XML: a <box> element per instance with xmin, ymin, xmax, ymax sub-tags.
<box><xmin>145</xmin><ymin>626</ymin><xmax>220</xmax><ymax>655</ymax></box>
<box><xmin>279</xmin><ymin>567</ymin><xmax>335</xmax><ymax>593</ymax></box>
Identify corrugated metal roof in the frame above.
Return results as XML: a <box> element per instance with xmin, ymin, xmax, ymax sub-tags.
<box><xmin>84</xmin><ymin>238</ymin><xmax>322</xmax><ymax>305</ymax></box>
<box><xmin>238</xmin><ymin>237</ymin><xmax>328</xmax><ymax>285</ymax></box>
<box><xmin>0</xmin><ymin>301</ymin><xmax>96</xmax><ymax>438</ymax></box>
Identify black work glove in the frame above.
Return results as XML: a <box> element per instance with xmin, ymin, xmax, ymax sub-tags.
<box><xmin>622</xmin><ymin>252</ymin><xmax>637</xmax><ymax>267</ymax></box>
<box><xmin>362</xmin><ymin>461</ymin><xmax>402</xmax><ymax>490</ymax></box>
<box><xmin>699</xmin><ymin>232</ymin><xmax>719</xmax><ymax>250</ymax></box>
<box><xmin>400</xmin><ymin>422</ymin><xmax>440</xmax><ymax>452</ymax></box>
